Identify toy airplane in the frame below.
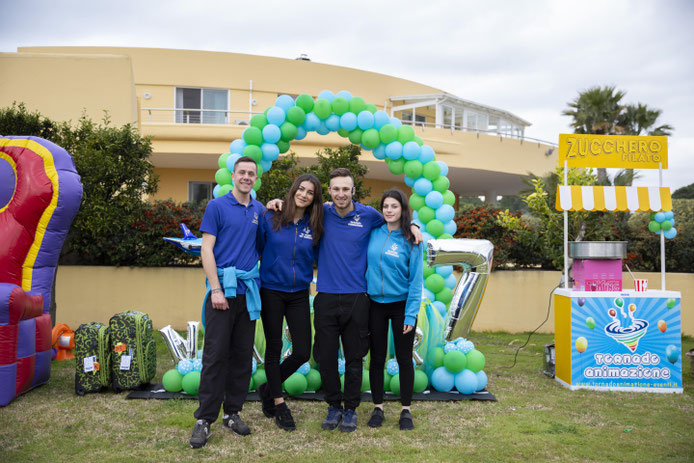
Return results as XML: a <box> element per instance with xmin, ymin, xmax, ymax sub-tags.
<box><xmin>163</xmin><ymin>223</ymin><xmax>202</xmax><ymax>256</ymax></box>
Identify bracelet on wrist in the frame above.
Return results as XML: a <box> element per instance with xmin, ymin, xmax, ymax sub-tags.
<box><xmin>211</xmin><ymin>288</ymin><xmax>223</xmax><ymax>294</ymax></box>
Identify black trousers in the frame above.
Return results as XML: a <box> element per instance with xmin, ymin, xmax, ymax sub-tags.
<box><xmin>368</xmin><ymin>300</ymin><xmax>416</xmax><ymax>406</ymax></box>
<box><xmin>313</xmin><ymin>292</ymin><xmax>370</xmax><ymax>411</ymax></box>
<box><xmin>260</xmin><ymin>288</ymin><xmax>312</xmax><ymax>399</ymax></box>
<box><xmin>194</xmin><ymin>294</ymin><xmax>256</xmax><ymax>423</ymax></box>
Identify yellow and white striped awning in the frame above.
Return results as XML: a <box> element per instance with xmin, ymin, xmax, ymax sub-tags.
<box><xmin>555</xmin><ymin>186</ymin><xmax>672</xmax><ymax>212</ymax></box>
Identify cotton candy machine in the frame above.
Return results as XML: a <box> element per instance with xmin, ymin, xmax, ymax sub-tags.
<box><xmin>569</xmin><ymin>241</ymin><xmax>626</xmax><ymax>291</ymax></box>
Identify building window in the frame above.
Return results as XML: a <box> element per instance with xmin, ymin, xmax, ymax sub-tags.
<box><xmin>175</xmin><ymin>87</ymin><xmax>228</xmax><ymax>124</ymax></box>
<box><xmin>401</xmin><ymin>111</ymin><xmax>426</xmax><ymax>127</ymax></box>
<box><xmin>189</xmin><ymin>181</ymin><xmax>215</xmax><ymax>203</ymax></box>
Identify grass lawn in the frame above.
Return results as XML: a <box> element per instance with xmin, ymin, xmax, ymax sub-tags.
<box><xmin>1</xmin><ymin>332</ymin><xmax>693</xmax><ymax>463</ymax></box>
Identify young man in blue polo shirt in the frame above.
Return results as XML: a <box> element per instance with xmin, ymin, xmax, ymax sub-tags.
<box><xmin>190</xmin><ymin>156</ymin><xmax>264</xmax><ymax>449</ymax></box>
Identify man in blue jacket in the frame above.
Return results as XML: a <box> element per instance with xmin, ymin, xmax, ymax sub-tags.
<box><xmin>190</xmin><ymin>156</ymin><xmax>264</xmax><ymax>449</ymax></box>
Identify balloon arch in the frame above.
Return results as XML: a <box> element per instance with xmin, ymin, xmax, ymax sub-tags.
<box><xmin>213</xmin><ymin>90</ymin><xmax>458</xmax><ymax>314</ymax></box>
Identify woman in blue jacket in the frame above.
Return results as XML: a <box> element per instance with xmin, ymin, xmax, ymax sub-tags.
<box><xmin>365</xmin><ymin>188</ymin><xmax>423</xmax><ymax>430</ymax></box>
<box><xmin>257</xmin><ymin>174</ymin><xmax>323</xmax><ymax>431</ymax></box>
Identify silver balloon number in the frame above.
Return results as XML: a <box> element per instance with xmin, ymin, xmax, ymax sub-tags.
<box><xmin>412</xmin><ymin>326</ymin><xmax>424</xmax><ymax>365</ymax></box>
<box><xmin>159</xmin><ymin>321</ymin><xmax>201</xmax><ymax>363</ymax></box>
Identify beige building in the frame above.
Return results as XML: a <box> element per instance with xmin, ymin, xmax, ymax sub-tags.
<box><xmin>0</xmin><ymin>46</ymin><xmax>557</xmax><ymax>203</ymax></box>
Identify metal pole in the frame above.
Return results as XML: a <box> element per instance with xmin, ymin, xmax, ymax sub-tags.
<box><xmin>564</xmin><ymin>161</ymin><xmax>569</xmax><ymax>289</ymax></box>
<box><xmin>659</xmin><ymin>162</ymin><xmax>666</xmax><ymax>290</ymax></box>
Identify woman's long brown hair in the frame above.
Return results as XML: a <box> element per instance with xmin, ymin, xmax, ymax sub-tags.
<box><xmin>271</xmin><ymin>173</ymin><xmax>324</xmax><ymax>244</ymax></box>
<box><xmin>380</xmin><ymin>188</ymin><xmax>415</xmax><ymax>244</ymax></box>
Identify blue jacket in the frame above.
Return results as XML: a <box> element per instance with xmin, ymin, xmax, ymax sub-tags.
<box><xmin>366</xmin><ymin>224</ymin><xmax>423</xmax><ymax>326</ymax></box>
<box><xmin>258</xmin><ymin>211</ymin><xmax>317</xmax><ymax>293</ymax></box>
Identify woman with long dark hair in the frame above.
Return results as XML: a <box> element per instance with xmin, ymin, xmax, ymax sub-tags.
<box><xmin>257</xmin><ymin>173</ymin><xmax>323</xmax><ymax>431</ymax></box>
<box><xmin>365</xmin><ymin>188</ymin><xmax>423</xmax><ymax>430</ymax></box>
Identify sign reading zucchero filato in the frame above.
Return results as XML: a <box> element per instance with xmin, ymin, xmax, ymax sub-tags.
<box><xmin>558</xmin><ymin>134</ymin><xmax>668</xmax><ymax>169</ymax></box>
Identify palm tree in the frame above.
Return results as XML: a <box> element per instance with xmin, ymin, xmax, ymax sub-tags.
<box><xmin>562</xmin><ymin>86</ymin><xmax>626</xmax><ymax>184</ymax></box>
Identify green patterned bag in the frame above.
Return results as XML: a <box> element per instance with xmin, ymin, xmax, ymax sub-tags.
<box><xmin>109</xmin><ymin>311</ymin><xmax>157</xmax><ymax>392</ymax></box>
<box><xmin>74</xmin><ymin>322</ymin><xmax>111</xmax><ymax>395</ymax></box>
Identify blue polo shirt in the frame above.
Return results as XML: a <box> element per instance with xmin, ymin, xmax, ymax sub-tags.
<box><xmin>258</xmin><ymin>211</ymin><xmax>317</xmax><ymax>292</ymax></box>
<box><xmin>316</xmin><ymin>202</ymin><xmax>384</xmax><ymax>294</ymax></box>
<box><xmin>199</xmin><ymin>192</ymin><xmax>264</xmax><ymax>294</ymax></box>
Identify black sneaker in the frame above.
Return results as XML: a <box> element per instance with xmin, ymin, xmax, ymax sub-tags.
<box><xmin>274</xmin><ymin>402</ymin><xmax>296</xmax><ymax>431</ymax></box>
<box><xmin>367</xmin><ymin>407</ymin><xmax>384</xmax><ymax>428</ymax></box>
<box><xmin>258</xmin><ymin>382</ymin><xmax>276</xmax><ymax>418</ymax></box>
<box><xmin>339</xmin><ymin>409</ymin><xmax>357</xmax><ymax>433</ymax></box>
<box><xmin>399</xmin><ymin>409</ymin><xmax>414</xmax><ymax>431</ymax></box>
<box><xmin>321</xmin><ymin>405</ymin><xmax>343</xmax><ymax>430</ymax></box>
<box><xmin>189</xmin><ymin>419</ymin><xmax>211</xmax><ymax>448</ymax></box>
<box><xmin>222</xmin><ymin>413</ymin><xmax>251</xmax><ymax>436</ymax></box>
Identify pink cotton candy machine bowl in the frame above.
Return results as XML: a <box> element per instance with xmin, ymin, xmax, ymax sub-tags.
<box><xmin>569</xmin><ymin>241</ymin><xmax>627</xmax><ymax>291</ymax></box>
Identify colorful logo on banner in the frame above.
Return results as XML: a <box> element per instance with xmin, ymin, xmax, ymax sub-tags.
<box><xmin>570</xmin><ymin>296</ymin><xmax>681</xmax><ymax>391</ymax></box>
<box><xmin>558</xmin><ymin>134</ymin><xmax>668</xmax><ymax>169</ymax></box>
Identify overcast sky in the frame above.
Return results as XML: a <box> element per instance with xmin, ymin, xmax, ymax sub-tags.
<box><xmin>3</xmin><ymin>0</ymin><xmax>693</xmax><ymax>190</ymax></box>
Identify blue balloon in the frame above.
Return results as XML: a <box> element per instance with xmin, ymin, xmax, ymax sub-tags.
<box><xmin>386</xmin><ymin>358</ymin><xmax>400</xmax><ymax>376</ymax></box>
<box><xmin>419</xmin><ymin>145</ymin><xmax>435</xmax><ymax>164</ymax></box>
<box><xmin>373</xmin><ymin>144</ymin><xmax>386</xmax><ymax>160</ymax></box>
<box><xmin>339</xmin><ymin>112</ymin><xmax>358</xmax><ymax>131</ymax></box>
<box><xmin>316</xmin><ymin>121</ymin><xmax>330</xmax><ymax>135</ymax></box>
<box><xmin>318</xmin><ymin>89</ymin><xmax>335</xmax><ymax>102</ymax></box>
<box><xmin>433</xmin><ymin>301</ymin><xmax>447</xmax><ymax>316</ymax></box>
<box><xmin>295</xmin><ymin>126</ymin><xmax>307</xmax><ymax>140</ymax></box>
<box><xmin>251</xmin><ymin>357</ymin><xmax>257</xmax><ymax>374</ymax></box>
<box><xmin>338</xmin><ymin>358</ymin><xmax>346</xmax><ymax>375</ymax></box>
<box><xmin>435</xmin><ymin>204</ymin><xmax>455</xmax><ymax>223</ymax></box>
<box><xmin>212</xmin><ymin>184</ymin><xmax>221</xmax><ymax>198</ymax></box>
<box><xmin>357</xmin><ymin>110</ymin><xmax>375</xmax><ymax>130</ymax></box>
<box><xmin>267</xmin><ymin>106</ymin><xmax>286</xmax><ymax>126</ymax></box>
<box><xmin>663</xmin><ymin>210</ymin><xmax>674</xmax><ymax>220</ymax></box>
<box><xmin>414</xmin><ymin>178</ymin><xmax>433</xmax><ymax>196</ymax></box>
<box><xmin>437</xmin><ymin>161</ymin><xmax>449</xmax><ymax>177</ymax></box>
<box><xmin>444</xmin><ymin>220</ymin><xmax>457</xmax><ymax>235</ymax></box>
<box><xmin>664</xmin><ymin>227</ymin><xmax>677</xmax><ymax>239</ymax></box>
<box><xmin>412</xmin><ymin>218</ymin><xmax>424</xmax><ymax>229</ymax></box>
<box><xmin>335</xmin><ymin>90</ymin><xmax>352</xmax><ymax>100</ymax></box>
<box><xmin>325</xmin><ymin>114</ymin><xmax>341</xmax><ymax>132</ymax></box>
<box><xmin>261</xmin><ymin>143</ymin><xmax>280</xmax><ymax>161</ymax></box>
<box><xmin>230</xmin><ymin>138</ymin><xmax>247</xmax><ymax>154</ymax></box>
<box><xmin>250</xmin><ymin>189</ymin><xmax>256</xmax><ymax>200</ymax></box>
<box><xmin>177</xmin><ymin>359</ymin><xmax>193</xmax><ymax>376</ymax></box>
<box><xmin>275</xmin><ymin>94</ymin><xmax>295</xmax><ymax>112</ymax></box>
<box><xmin>444</xmin><ymin>274</ymin><xmax>457</xmax><ymax>289</ymax></box>
<box><xmin>193</xmin><ymin>358</ymin><xmax>203</xmax><ymax>372</ymax></box>
<box><xmin>654</xmin><ymin>212</ymin><xmax>666</xmax><ymax>223</ymax></box>
<box><xmin>226</xmin><ymin>153</ymin><xmax>242</xmax><ymax>171</ymax></box>
<box><xmin>443</xmin><ymin>342</ymin><xmax>457</xmax><ymax>354</ymax></box>
<box><xmin>475</xmin><ymin>370</ymin><xmax>488</xmax><ymax>391</ymax></box>
<box><xmin>666</xmin><ymin>344</ymin><xmax>680</xmax><ymax>363</ymax></box>
<box><xmin>423</xmin><ymin>287</ymin><xmax>436</xmax><ymax>302</ymax></box>
<box><xmin>262</xmin><ymin>124</ymin><xmax>281</xmax><ymax>143</ymax></box>
<box><xmin>385</xmin><ymin>141</ymin><xmax>404</xmax><ymax>160</ymax></box>
<box><xmin>304</xmin><ymin>112</ymin><xmax>321</xmax><ymax>131</ymax></box>
<box><xmin>425</xmin><ymin>191</ymin><xmax>444</xmax><ymax>209</ymax></box>
<box><xmin>431</xmin><ymin>366</ymin><xmax>455</xmax><ymax>392</ymax></box>
<box><xmin>297</xmin><ymin>362</ymin><xmax>311</xmax><ymax>375</ymax></box>
<box><xmin>374</xmin><ymin>110</ymin><xmax>390</xmax><ymax>129</ymax></box>
<box><xmin>435</xmin><ymin>265</ymin><xmax>453</xmax><ymax>278</ymax></box>
<box><xmin>403</xmin><ymin>141</ymin><xmax>421</xmax><ymax>160</ymax></box>
<box><xmin>260</xmin><ymin>159</ymin><xmax>272</xmax><ymax>173</ymax></box>
<box><xmin>454</xmin><ymin>369</ymin><xmax>478</xmax><ymax>395</ymax></box>
<box><xmin>421</xmin><ymin>231</ymin><xmax>434</xmax><ymax>246</ymax></box>
<box><xmin>404</xmin><ymin>175</ymin><xmax>417</xmax><ymax>187</ymax></box>
<box><xmin>390</xmin><ymin>117</ymin><xmax>402</xmax><ymax>128</ymax></box>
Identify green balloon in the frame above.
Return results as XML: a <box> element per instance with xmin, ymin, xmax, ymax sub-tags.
<box><xmin>162</xmin><ymin>369</ymin><xmax>183</xmax><ymax>392</ymax></box>
<box><xmin>286</xmin><ymin>106</ymin><xmax>306</xmax><ymax>126</ymax></box>
<box><xmin>649</xmin><ymin>212</ymin><xmax>656</xmax><ymax>220</ymax></box>
<box><xmin>666</xmin><ymin>298</ymin><xmax>676</xmax><ymax>309</ymax></box>
<box><xmin>425</xmin><ymin>274</ymin><xmax>445</xmax><ymax>293</ymax></box>
<box><xmin>388</xmin><ymin>158</ymin><xmax>406</xmax><ymax>175</ymax></box>
<box><xmin>340</xmin><ymin>374</ymin><xmax>345</xmax><ymax>393</ymax></box>
<box><xmin>337</xmin><ymin>128</ymin><xmax>350</xmax><ymax>137</ymax></box>
<box><xmin>250</xmin><ymin>114</ymin><xmax>268</xmax><ymax>129</ymax></box>
<box><xmin>218</xmin><ymin>184</ymin><xmax>233</xmax><ymax>196</ymax></box>
<box><xmin>348</xmin><ymin>128</ymin><xmax>363</xmax><ymax>145</ymax></box>
<box><xmin>433</xmin><ymin>176</ymin><xmax>450</xmax><ymax>193</ymax></box>
<box><xmin>295</xmin><ymin>94</ymin><xmax>314</xmax><ymax>113</ymax></box>
<box><xmin>256</xmin><ymin>164</ymin><xmax>264</xmax><ymax>178</ymax></box>
<box><xmin>436</xmin><ymin>287</ymin><xmax>453</xmax><ymax>305</ymax></box>
<box><xmin>215</xmin><ymin>168</ymin><xmax>233</xmax><ymax>185</ymax></box>
<box><xmin>414</xmin><ymin>369</ymin><xmax>429</xmax><ymax>393</ymax></box>
<box><xmin>586</xmin><ymin>317</ymin><xmax>596</xmax><ymax>329</ymax></box>
<box><xmin>661</xmin><ymin>220</ymin><xmax>672</xmax><ymax>231</ymax></box>
<box><xmin>306</xmin><ymin>369</ymin><xmax>322</xmax><ymax>391</ymax></box>
<box><xmin>390</xmin><ymin>373</ymin><xmax>401</xmax><ymax>396</ymax></box>
<box><xmin>361</xmin><ymin>369</ymin><xmax>370</xmax><ymax>392</ymax></box>
<box><xmin>365</xmin><ymin>103</ymin><xmax>378</xmax><ymax>114</ymax></box>
<box><xmin>426</xmin><ymin>219</ymin><xmax>444</xmax><ymax>237</ymax></box>
<box><xmin>218</xmin><ymin>153</ymin><xmax>230</xmax><ymax>169</ymax></box>
<box><xmin>383</xmin><ymin>370</ymin><xmax>392</xmax><ymax>392</ymax></box>
<box><xmin>648</xmin><ymin>221</ymin><xmax>661</xmax><ymax>233</ymax></box>
<box><xmin>253</xmin><ymin>178</ymin><xmax>262</xmax><ymax>191</ymax></box>
<box><xmin>280</xmin><ymin>122</ymin><xmax>298</xmax><ymax>141</ymax></box>
<box><xmin>243</xmin><ymin>145</ymin><xmax>263</xmax><ymax>163</ymax></box>
<box><xmin>413</xmin><ymin>136</ymin><xmax>423</xmax><ymax>146</ymax></box>
<box><xmin>423</xmin><ymin>265</ymin><xmax>435</xmax><ymax>279</ymax></box>
<box><xmin>349</xmin><ymin>96</ymin><xmax>366</xmax><ymax>114</ymax></box>
<box><xmin>397</xmin><ymin>125</ymin><xmax>415</xmax><ymax>144</ymax></box>
<box><xmin>615</xmin><ymin>298</ymin><xmax>624</xmax><ymax>308</ymax></box>
<box><xmin>439</xmin><ymin>233</ymin><xmax>454</xmax><ymax>240</ymax></box>
<box><xmin>252</xmin><ymin>369</ymin><xmax>267</xmax><ymax>388</ymax></box>
<box><xmin>313</xmin><ymin>98</ymin><xmax>332</xmax><ymax>119</ymax></box>
<box><xmin>284</xmin><ymin>372</ymin><xmax>308</xmax><ymax>396</ymax></box>
<box><xmin>331</xmin><ymin>97</ymin><xmax>349</xmax><ymax>115</ymax></box>
<box><xmin>409</xmin><ymin>193</ymin><xmax>425</xmax><ymax>210</ymax></box>
<box><xmin>443</xmin><ymin>190</ymin><xmax>456</xmax><ymax>206</ymax></box>
<box><xmin>418</xmin><ymin>206</ymin><xmax>435</xmax><ymax>224</ymax></box>
<box><xmin>443</xmin><ymin>350</ymin><xmax>467</xmax><ymax>373</ymax></box>
<box><xmin>249</xmin><ymin>376</ymin><xmax>255</xmax><ymax>392</ymax></box>
<box><xmin>466</xmin><ymin>349</ymin><xmax>485</xmax><ymax>373</ymax></box>
<box><xmin>362</xmin><ymin>128</ymin><xmax>380</xmax><ymax>149</ymax></box>
<box><xmin>242</xmin><ymin>126</ymin><xmax>263</xmax><ymax>146</ymax></box>
<box><xmin>433</xmin><ymin>347</ymin><xmax>445</xmax><ymax>368</ymax></box>
<box><xmin>422</xmin><ymin>161</ymin><xmax>441</xmax><ymax>181</ymax></box>
<box><xmin>181</xmin><ymin>371</ymin><xmax>201</xmax><ymax>395</ymax></box>
<box><xmin>277</xmin><ymin>140</ymin><xmax>290</xmax><ymax>153</ymax></box>
<box><xmin>379</xmin><ymin>124</ymin><xmax>397</xmax><ymax>144</ymax></box>
<box><xmin>404</xmin><ymin>160</ymin><xmax>423</xmax><ymax>179</ymax></box>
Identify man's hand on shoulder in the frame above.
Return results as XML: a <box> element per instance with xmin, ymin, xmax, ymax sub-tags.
<box><xmin>410</xmin><ymin>224</ymin><xmax>423</xmax><ymax>244</ymax></box>
<box><xmin>266</xmin><ymin>199</ymin><xmax>283</xmax><ymax>211</ymax></box>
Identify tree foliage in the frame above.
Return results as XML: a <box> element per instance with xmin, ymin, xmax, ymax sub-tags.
<box><xmin>672</xmin><ymin>182</ymin><xmax>694</xmax><ymax>199</ymax></box>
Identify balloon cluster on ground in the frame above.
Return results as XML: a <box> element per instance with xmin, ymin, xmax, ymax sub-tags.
<box><xmin>430</xmin><ymin>337</ymin><xmax>487</xmax><ymax>394</ymax></box>
<box><xmin>648</xmin><ymin>211</ymin><xmax>677</xmax><ymax>239</ymax></box>
<box><xmin>283</xmin><ymin>361</ymin><xmax>322</xmax><ymax>396</ymax></box>
<box><xmin>162</xmin><ymin>358</ymin><xmax>204</xmax><ymax>394</ymax></box>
